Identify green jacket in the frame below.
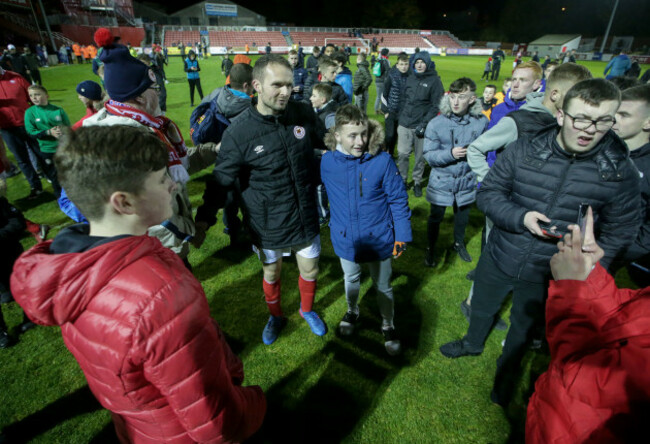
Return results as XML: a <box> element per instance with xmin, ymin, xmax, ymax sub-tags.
<box><xmin>24</xmin><ymin>104</ymin><xmax>70</xmax><ymax>153</ymax></box>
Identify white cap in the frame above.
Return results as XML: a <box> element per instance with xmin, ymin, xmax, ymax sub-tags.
<box><xmin>7</xmin><ymin>44</ymin><xmax>16</xmax><ymax>50</ymax></box>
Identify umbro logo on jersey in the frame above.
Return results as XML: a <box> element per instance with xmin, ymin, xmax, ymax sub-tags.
<box><xmin>254</xmin><ymin>145</ymin><xmax>264</xmax><ymax>154</ymax></box>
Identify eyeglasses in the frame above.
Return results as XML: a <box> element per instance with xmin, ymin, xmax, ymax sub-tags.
<box><xmin>448</xmin><ymin>93</ymin><xmax>473</xmax><ymax>101</ymax></box>
<box><xmin>564</xmin><ymin>111</ymin><xmax>616</xmax><ymax>132</ymax></box>
<box><xmin>149</xmin><ymin>84</ymin><xmax>161</xmax><ymax>91</ymax></box>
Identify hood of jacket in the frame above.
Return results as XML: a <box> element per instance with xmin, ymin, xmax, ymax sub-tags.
<box><xmin>324</xmin><ymin>119</ymin><xmax>385</xmax><ymax>155</ymax></box>
<box><xmin>411</xmin><ymin>51</ymin><xmax>436</xmax><ymax>73</ymax></box>
<box><xmin>216</xmin><ymin>86</ymin><xmax>251</xmax><ymax>120</ymax></box>
<box><xmin>357</xmin><ymin>60</ymin><xmax>369</xmax><ymax>69</ymax></box>
<box><xmin>10</xmin><ymin>225</ymin><xmax>166</xmax><ymax>327</ymax></box>
<box><xmin>438</xmin><ymin>94</ymin><xmax>485</xmax><ymax>118</ymax></box>
<box><xmin>337</xmin><ymin>66</ymin><xmax>353</xmax><ymax>77</ymax></box>
<box><xmin>520</xmin><ymin>91</ymin><xmax>551</xmax><ymax>115</ymax></box>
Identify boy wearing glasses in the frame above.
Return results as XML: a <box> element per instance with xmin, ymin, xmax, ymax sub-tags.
<box><xmin>422</xmin><ymin>78</ymin><xmax>488</xmax><ymax>267</ymax></box>
<box><xmin>440</xmin><ymin>79</ymin><xmax>641</xmax><ymax>408</ymax></box>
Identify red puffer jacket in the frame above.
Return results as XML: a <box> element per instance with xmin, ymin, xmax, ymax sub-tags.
<box><xmin>11</xmin><ymin>234</ymin><xmax>266</xmax><ymax>443</ymax></box>
<box><xmin>0</xmin><ymin>69</ymin><xmax>31</xmax><ymax>128</ymax></box>
<box><xmin>526</xmin><ymin>264</ymin><xmax>650</xmax><ymax>443</ymax></box>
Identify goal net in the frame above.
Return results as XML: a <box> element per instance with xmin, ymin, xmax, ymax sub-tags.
<box><xmin>324</xmin><ymin>37</ymin><xmax>370</xmax><ymax>53</ymax></box>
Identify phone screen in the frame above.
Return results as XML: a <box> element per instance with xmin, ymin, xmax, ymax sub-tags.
<box><xmin>577</xmin><ymin>203</ymin><xmax>589</xmax><ymax>238</ymax></box>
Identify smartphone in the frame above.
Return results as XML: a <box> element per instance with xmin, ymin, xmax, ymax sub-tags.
<box><xmin>577</xmin><ymin>203</ymin><xmax>589</xmax><ymax>238</ymax></box>
<box><xmin>539</xmin><ymin>222</ymin><xmax>563</xmax><ymax>239</ymax></box>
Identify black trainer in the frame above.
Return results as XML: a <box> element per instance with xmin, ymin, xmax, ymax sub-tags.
<box><xmin>439</xmin><ymin>339</ymin><xmax>483</xmax><ymax>358</ymax></box>
<box><xmin>0</xmin><ymin>331</ymin><xmax>11</xmax><ymax>349</ymax></box>
<box><xmin>494</xmin><ymin>318</ymin><xmax>508</xmax><ymax>331</ymax></box>
<box><xmin>424</xmin><ymin>248</ymin><xmax>437</xmax><ymax>267</ymax></box>
<box><xmin>382</xmin><ymin>326</ymin><xmax>402</xmax><ymax>356</ymax></box>
<box><xmin>413</xmin><ymin>184</ymin><xmax>423</xmax><ymax>197</ymax></box>
<box><xmin>338</xmin><ymin>311</ymin><xmax>359</xmax><ymax>336</ymax></box>
<box><xmin>466</xmin><ymin>268</ymin><xmax>476</xmax><ymax>281</ymax></box>
<box><xmin>453</xmin><ymin>242</ymin><xmax>472</xmax><ymax>262</ymax></box>
<box><xmin>27</xmin><ymin>189</ymin><xmax>43</xmax><ymax>200</ymax></box>
<box><xmin>19</xmin><ymin>321</ymin><xmax>36</xmax><ymax>333</ymax></box>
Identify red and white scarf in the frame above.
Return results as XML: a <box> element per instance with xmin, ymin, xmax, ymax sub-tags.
<box><xmin>105</xmin><ymin>100</ymin><xmax>190</xmax><ymax>184</ymax></box>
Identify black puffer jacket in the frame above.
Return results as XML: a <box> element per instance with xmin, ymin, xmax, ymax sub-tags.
<box><xmin>211</xmin><ymin>100</ymin><xmax>324</xmax><ymax>249</ymax></box>
<box><xmin>478</xmin><ymin>127</ymin><xmax>641</xmax><ymax>283</ymax></box>
<box><xmin>398</xmin><ymin>52</ymin><xmax>444</xmax><ymax>130</ymax></box>
<box><xmin>630</xmin><ymin>143</ymin><xmax>650</xmax><ymax>255</ymax></box>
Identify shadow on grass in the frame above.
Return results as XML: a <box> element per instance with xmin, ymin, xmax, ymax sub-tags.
<box><xmin>246</xmin><ymin>266</ymin><xmax>427</xmax><ymax>443</ymax></box>
<box><xmin>2</xmin><ymin>385</ymin><xmax>114</xmax><ymax>443</ymax></box>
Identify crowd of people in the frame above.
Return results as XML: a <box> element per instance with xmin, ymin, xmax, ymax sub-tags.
<box><xmin>1</xmin><ymin>29</ymin><xmax>649</xmax><ymax>442</ymax></box>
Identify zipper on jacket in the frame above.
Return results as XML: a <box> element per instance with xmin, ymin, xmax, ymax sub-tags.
<box><xmin>278</xmin><ymin>128</ymin><xmax>307</xmax><ymax>237</ymax></box>
<box><xmin>359</xmin><ymin>172</ymin><xmax>363</xmax><ymax>197</ymax></box>
<box><xmin>517</xmin><ymin>156</ymin><xmax>575</xmax><ymax>280</ymax></box>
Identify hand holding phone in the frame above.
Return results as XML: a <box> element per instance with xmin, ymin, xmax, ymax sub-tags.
<box><xmin>539</xmin><ymin>222</ymin><xmax>563</xmax><ymax>239</ymax></box>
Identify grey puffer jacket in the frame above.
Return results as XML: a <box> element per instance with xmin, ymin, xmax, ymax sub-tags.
<box><xmin>423</xmin><ymin>96</ymin><xmax>488</xmax><ymax>207</ymax></box>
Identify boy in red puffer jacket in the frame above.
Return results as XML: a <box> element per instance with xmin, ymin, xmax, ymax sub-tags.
<box><xmin>11</xmin><ymin>125</ymin><xmax>266</xmax><ymax>443</ymax></box>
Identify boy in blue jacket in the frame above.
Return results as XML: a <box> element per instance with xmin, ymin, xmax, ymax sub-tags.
<box><xmin>321</xmin><ymin>105</ymin><xmax>412</xmax><ymax>355</ymax></box>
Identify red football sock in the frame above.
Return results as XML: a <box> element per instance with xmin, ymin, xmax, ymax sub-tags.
<box><xmin>263</xmin><ymin>278</ymin><xmax>282</xmax><ymax>317</ymax></box>
<box><xmin>298</xmin><ymin>276</ymin><xmax>317</xmax><ymax>312</ymax></box>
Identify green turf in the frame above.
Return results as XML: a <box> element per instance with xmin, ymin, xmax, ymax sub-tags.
<box><xmin>1</xmin><ymin>55</ymin><xmax>645</xmax><ymax>443</ymax></box>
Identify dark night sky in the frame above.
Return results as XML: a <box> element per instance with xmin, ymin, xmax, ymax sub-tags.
<box><xmin>160</xmin><ymin>0</ymin><xmax>649</xmax><ymax>42</ymax></box>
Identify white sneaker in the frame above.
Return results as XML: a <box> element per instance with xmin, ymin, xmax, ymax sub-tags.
<box><xmin>382</xmin><ymin>327</ymin><xmax>401</xmax><ymax>356</ymax></box>
<box><xmin>338</xmin><ymin>311</ymin><xmax>359</xmax><ymax>336</ymax></box>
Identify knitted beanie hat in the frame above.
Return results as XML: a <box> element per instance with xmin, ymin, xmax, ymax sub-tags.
<box><xmin>94</xmin><ymin>28</ymin><xmax>153</xmax><ymax>102</ymax></box>
<box><xmin>76</xmin><ymin>80</ymin><xmax>103</xmax><ymax>101</ymax></box>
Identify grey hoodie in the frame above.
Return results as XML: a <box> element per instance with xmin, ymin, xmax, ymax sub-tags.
<box><xmin>467</xmin><ymin>91</ymin><xmax>552</xmax><ymax>182</ymax></box>
<box><xmin>201</xmin><ymin>86</ymin><xmax>251</xmax><ymax>122</ymax></box>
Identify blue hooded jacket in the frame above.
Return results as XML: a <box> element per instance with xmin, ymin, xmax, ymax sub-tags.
<box><xmin>335</xmin><ymin>66</ymin><xmax>353</xmax><ymax>103</ymax></box>
<box><xmin>321</xmin><ymin>120</ymin><xmax>412</xmax><ymax>262</ymax></box>
<box><xmin>604</xmin><ymin>54</ymin><xmax>631</xmax><ymax>79</ymax></box>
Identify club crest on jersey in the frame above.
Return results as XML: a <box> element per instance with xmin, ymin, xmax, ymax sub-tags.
<box><xmin>294</xmin><ymin>126</ymin><xmax>305</xmax><ymax>140</ymax></box>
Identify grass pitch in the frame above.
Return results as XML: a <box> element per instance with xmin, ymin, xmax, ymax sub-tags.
<box><xmin>1</xmin><ymin>55</ymin><xmax>644</xmax><ymax>443</ymax></box>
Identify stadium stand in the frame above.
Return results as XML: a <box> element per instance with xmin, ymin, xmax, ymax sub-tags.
<box><xmin>363</xmin><ymin>34</ymin><xmax>433</xmax><ymax>49</ymax></box>
<box><xmin>290</xmin><ymin>32</ymin><xmax>352</xmax><ymax>47</ymax></box>
<box><xmin>207</xmin><ymin>31</ymin><xmax>287</xmax><ymax>48</ymax></box>
<box><xmin>164</xmin><ymin>30</ymin><xmax>201</xmax><ymax>46</ymax></box>
<box><xmin>424</xmin><ymin>34</ymin><xmax>462</xmax><ymax>48</ymax></box>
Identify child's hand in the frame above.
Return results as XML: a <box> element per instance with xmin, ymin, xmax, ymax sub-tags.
<box><xmin>392</xmin><ymin>241</ymin><xmax>406</xmax><ymax>259</ymax></box>
<box><xmin>452</xmin><ymin>146</ymin><xmax>467</xmax><ymax>159</ymax></box>
<box><xmin>50</xmin><ymin>126</ymin><xmax>63</xmax><ymax>138</ymax></box>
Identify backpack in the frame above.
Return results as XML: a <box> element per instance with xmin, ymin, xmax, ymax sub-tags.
<box><xmin>372</xmin><ymin>61</ymin><xmax>382</xmax><ymax>77</ymax></box>
<box><xmin>189</xmin><ymin>94</ymin><xmax>231</xmax><ymax>146</ymax></box>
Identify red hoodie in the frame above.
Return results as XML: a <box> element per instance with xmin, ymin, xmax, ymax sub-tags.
<box><xmin>0</xmin><ymin>69</ymin><xmax>32</xmax><ymax>128</ymax></box>
<box><xmin>11</xmin><ymin>229</ymin><xmax>266</xmax><ymax>443</ymax></box>
<box><xmin>526</xmin><ymin>264</ymin><xmax>650</xmax><ymax>443</ymax></box>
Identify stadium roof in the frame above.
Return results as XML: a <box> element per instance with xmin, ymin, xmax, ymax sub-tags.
<box><xmin>529</xmin><ymin>34</ymin><xmax>581</xmax><ymax>45</ymax></box>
